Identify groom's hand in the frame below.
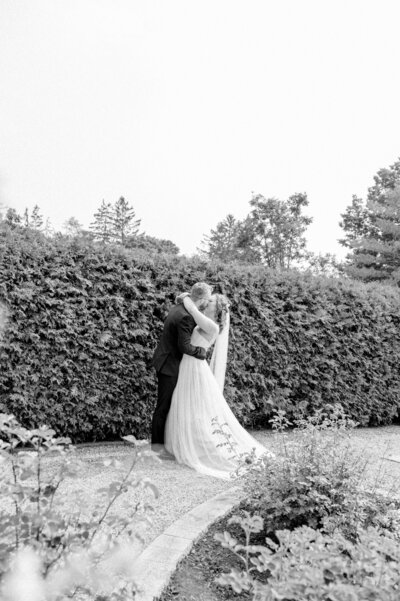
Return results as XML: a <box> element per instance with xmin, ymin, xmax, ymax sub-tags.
<box><xmin>197</xmin><ymin>347</ymin><xmax>207</xmax><ymax>360</ymax></box>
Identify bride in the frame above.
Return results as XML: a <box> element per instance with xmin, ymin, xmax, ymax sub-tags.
<box><xmin>165</xmin><ymin>293</ymin><xmax>272</xmax><ymax>479</ymax></box>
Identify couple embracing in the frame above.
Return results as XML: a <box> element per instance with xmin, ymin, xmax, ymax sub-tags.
<box><xmin>151</xmin><ymin>283</ymin><xmax>271</xmax><ymax>480</ymax></box>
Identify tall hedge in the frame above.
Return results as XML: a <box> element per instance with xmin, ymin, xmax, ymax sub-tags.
<box><xmin>0</xmin><ymin>227</ymin><xmax>399</xmax><ymax>442</ymax></box>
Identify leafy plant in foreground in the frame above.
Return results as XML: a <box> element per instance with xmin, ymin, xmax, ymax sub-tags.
<box><xmin>241</xmin><ymin>405</ymin><xmax>400</xmax><ymax>537</ymax></box>
<box><xmin>0</xmin><ymin>414</ymin><xmax>158</xmax><ymax>600</ymax></box>
<box><xmin>215</xmin><ymin>515</ymin><xmax>400</xmax><ymax>601</ymax></box>
<box><xmin>213</xmin><ymin>406</ymin><xmax>400</xmax><ymax>599</ymax></box>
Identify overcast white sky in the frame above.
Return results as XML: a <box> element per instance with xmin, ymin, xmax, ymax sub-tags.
<box><xmin>1</xmin><ymin>0</ymin><xmax>400</xmax><ymax>256</ymax></box>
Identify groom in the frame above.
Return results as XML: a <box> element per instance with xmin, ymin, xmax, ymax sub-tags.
<box><xmin>151</xmin><ymin>282</ymin><xmax>213</xmax><ymax>457</ymax></box>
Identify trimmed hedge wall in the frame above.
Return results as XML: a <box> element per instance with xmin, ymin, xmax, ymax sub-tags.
<box><xmin>1</xmin><ymin>227</ymin><xmax>400</xmax><ymax>441</ymax></box>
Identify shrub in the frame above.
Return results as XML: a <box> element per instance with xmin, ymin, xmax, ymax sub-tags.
<box><xmin>215</xmin><ymin>408</ymin><xmax>400</xmax><ymax>600</ymax></box>
<box><xmin>241</xmin><ymin>405</ymin><xmax>399</xmax><ymax>538</ymax></box>
<box><xmin>215</xmin><ymin>516</ymin><xmax>400</xmax><ymax>601</ymax></box>
<box><xmin>0</xmin><ymin>413</ymin><xmax>157</xmax><ymax>600</ymax></box>
<box><xmin>1</xmin><ymin>226</ymin><xmax>400</xmax><ymax>441</ymax></box>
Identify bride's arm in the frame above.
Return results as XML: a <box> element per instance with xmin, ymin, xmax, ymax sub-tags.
<box><xmin>182</xmin><ymin>296</ymin><xmax>219</xmax><ymax>337</ymax></box>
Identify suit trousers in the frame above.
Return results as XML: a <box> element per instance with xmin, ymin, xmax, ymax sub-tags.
<box><xmin>151</xmin><ymin>372</ymin><xmax>178</xmax><ymax>445</ymax></box>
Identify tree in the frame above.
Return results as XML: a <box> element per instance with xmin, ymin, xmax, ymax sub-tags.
<box><xmin>200</xmin><ymin>193</ymin><xmax>312</xmax><ymax>267</ymax></box>
<box><xmin>340</xmin><ymin>158</ymin><xmax>400</xmax><ymax>247</ymax></box>
<box><xmin>233</xmin><ymin>216</ymin><xmax>263</xmax><ymax>263</ymax></box>
<box><xmin>90</xmin><ymin>198</ymin><xmax>141</xmax><ymax>245</ymax></box>
<box><xmin>200</xmin><ymin>214</ymin><xmax>246</xmax><ymax>262</ymax></box>
<box><xmin>19</xmin><ymin>206</ymin><xmax>47</xmax><ymax>232</ymax></box>
<box><xmin>4</xmin><ymin>208</ymin><xmax>22</xmax><ymax>229</ymax></box>
<box><xmin>200</xmin><ymin>214</ymin><xmax>262</xmax><ymax>264</ymax></box>
<box><xmin>248</xmin><ymin>192</ymin><xmax>312</xmax><ymax>269</ymax></box>
<box><xmin>43</xmin><ymin>218</ymin><xmax>54</xmax><ymax>237</ymax></box>
<box><xmin>112</xmin><ymin>196</ymin><xmax>141</xmax><ymax>245</ymax></box>
<box><xmin>367</xmin><ymin>158</ymin><xmax>400</xmax><ymax>204</ymax></box>
<box><xmin>345</xmin><ymin>186</ymin><xmax>400</xmax><ymax>285</ymax></box>
<box><xmin>300</xmin><ymin>251</ymin><xmax>344</xmax><ymax>277</ymax></box>
<box><xmin>30</xmin><ymin>205</ymin><xmax>44</xmax><ymax>230</ymax></box>
<box><xmin>339</xmin><ymin>157</ymin><xmax>400</xmax><ymax>285</ymax></box>
<box><xmin>339</xmin><ymin>195</ymin><xmax>375</xmax><ymax>248</ymax></box>
<box><xmin>63</xmin><ymin>216</ymin><xmax>83</xmax><ymax>237</ymax></box>
<box><xmin>90</xmin><ymin>200</ymin><xmax>114</xmax><ymax>243</ymax></box>
<box><xmin>23</xmin><ymin>208</ymin><xmax>30</xmax><ymax>228</ymax></box>
<box><xmin>125</xmin><ymin>233</ymin><xmax>179</xmax><ymax>255</ymax></box>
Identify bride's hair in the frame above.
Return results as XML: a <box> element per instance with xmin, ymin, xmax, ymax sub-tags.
<box><xmin>214</xmin><ymin>294</ymin><xmax>230</xmax><ymax>332</ymax></box>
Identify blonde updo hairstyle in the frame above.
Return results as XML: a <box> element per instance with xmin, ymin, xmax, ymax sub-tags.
<box><xmin>214</xmin><ymin>294</ymin><xmax>230</xmax><ymax>332</ymax></box>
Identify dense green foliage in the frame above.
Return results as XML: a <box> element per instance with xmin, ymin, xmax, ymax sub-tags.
<box><xmin>0</xmin><ymin>226</ymin><xmax>399</xmax><ymax>441</ymax></box>
<box><xmin>125</xmin><ymin>233</ymin><xmax>179</xmax><ymax>255</ymax></box>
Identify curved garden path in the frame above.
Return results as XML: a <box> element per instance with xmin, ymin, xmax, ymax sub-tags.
<box><xmin>53</xmin><ymin>425</ymin><xmax>400</xmax><ymax>549</ymax></box>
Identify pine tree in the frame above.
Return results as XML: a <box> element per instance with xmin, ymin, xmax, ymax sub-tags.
<box><xmin>368</xmin><ymin>158</ymin><xmax>400</xmax><ymax>204</ymax></box>
<box><xmin>90</xmin><ymin>200</ymin><xmax>114</xmax><ymax>243</ymax></box>
<box><xmin>30</xmin><ymin>205</ymin><xmax>44</xmax><ymax>230</ymax></box>
<box><xmin>112</xmin><ymin>196</ymin><xmax>141</xmax><ymax>245</ymax></box>
<box><xmin>43</xmin><ymin>218</ymin><xmax>54</xmax><ymax>237</ymax></box>
<box><xmin>345</xmin><ymin>186</ymin><xmax>400</xmax><ymax>285</ymax></box>
<box><xmin>23</xmin><ymin>208</ymin><xmax>30</xmax><ymax>228</ymax></box>
<box><xmin>340</xmin><ymin>157</ymin><xmax>400</xmax><ymax>285</ymax></box>
<box><xmin>200</xmin><ymin>214</ymin><xmax>244</xmax><ymax>262</ymax></box>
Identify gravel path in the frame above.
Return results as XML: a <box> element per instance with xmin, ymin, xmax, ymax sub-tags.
<box><xmin>48</xmin><ymin>443</ymin><xmax>233</xmax><ymax>547</ymax></box>
<box><xmin>34</xmin><ymin>425</ymin><xmax>400</xmax><ymax>550</ymax></box>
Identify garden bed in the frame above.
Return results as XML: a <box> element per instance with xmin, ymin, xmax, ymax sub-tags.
<box><xmin>159</xmin><ymin>419</ymin><xmax>400</xmax><ymax>601</ymax></box>
<box><xmin>159</xmin><ymin>508</ymin><xmax>263</xmax><ymax>601</ymax></box>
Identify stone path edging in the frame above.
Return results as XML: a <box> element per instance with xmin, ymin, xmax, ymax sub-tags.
<box><xmin>384</xmin><ymin>455</ymin><xmax>400</xmax><ymax>464</ymax></box>
<box><xmin>131</xmin><ymin>485</ymin><xmax>243</xmax><ymax>601</ymax></box>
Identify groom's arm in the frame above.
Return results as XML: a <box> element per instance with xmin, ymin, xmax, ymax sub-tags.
<box><xmin>177</xmin><ymin>315</ymin><xmax>207</xmax><ymax>360</ymax></box>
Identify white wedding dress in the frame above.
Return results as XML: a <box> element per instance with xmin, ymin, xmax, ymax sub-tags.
<box><xmin>164</xmin><ymin>323</ymin><xmax>269</xmax><ymax>479</ymax></box>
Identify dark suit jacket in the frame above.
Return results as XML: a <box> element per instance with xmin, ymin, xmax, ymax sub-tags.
<box><xmin>152</xmin><ymin>304</ymin><xmax>206</xmax><ymax>377</ymax></box>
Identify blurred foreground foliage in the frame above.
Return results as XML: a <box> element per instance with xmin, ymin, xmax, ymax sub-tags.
<box><xmin>0</xmin><ymin>413</ymin><xmax>156</xmax><ymax>600</ymax></box>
